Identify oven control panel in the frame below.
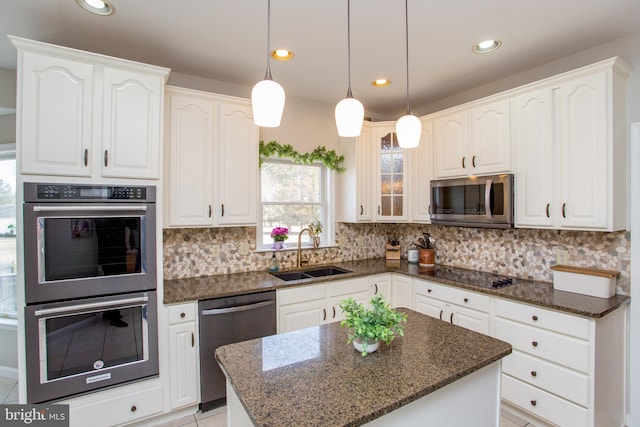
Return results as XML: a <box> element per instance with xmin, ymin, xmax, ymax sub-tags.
<box><xmin>25</xmin><ymin>183</ymin><xmax>155</xmax><ymax>202</ymax></box>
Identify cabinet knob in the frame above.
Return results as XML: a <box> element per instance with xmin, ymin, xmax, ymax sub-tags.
<box><xmin>532</xmin><ymin>315</ymin><xmax>538</xmax><ymax>321</ymax></box>
<box><xmin>427</xmin><ymin>289</ymin><xmax>432</xmax><ymax>293</ymax></box>
<box><xmin>531</xmin><ymin>371</ymin><xmax>537</xmax><ymax>377</ymax></box>
<box><xmin>104</xmin><ymin>150</ymin><xmax>109</xmax><ymax>167</ymax></box>
<box><xmin>530</xmin><ymin>400</ymin><xmax>537</xmax><ymax>407</ymax></box>
<box><xmin>532</xmin><ymin>341</ymin><xmax>538</xmax><ymax>347</ymax></box>
<box><xmin>83</xmin><ymin>149</ymin><xmax>89</xmax><ymax>167</ymax></box>
<box><xmin>130</xmin><ymin>405</ymin><xmax>137</xmax><ymax>412</ymax></box>
<box><xmin>180</xmin><ymin>312</ymin><xmax>186</xmax><ymax>318</ymax></box>
<box><xmin>463</xmin><ymin>298</ymin><xmax>469</xmax><ymax>303</ymax></box>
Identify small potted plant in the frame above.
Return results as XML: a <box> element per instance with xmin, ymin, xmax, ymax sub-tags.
<box><xmin>339</xmin><ymin>296</ymin><xmax>407</xmax><ymax>356</ymax></box>
<box><xmin>270</xmin><ymin>227</ymin><xmax>289</xmax><ymax>249</ymax></box>
<box><xmin>308</xmin><ymin>221</ymin><xmax>322</xmax><ymax>248</ymax></box>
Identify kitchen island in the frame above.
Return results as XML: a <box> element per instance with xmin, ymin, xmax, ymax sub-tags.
<box><xmin>215</xmin><ymin>308</ymin><xmax>512</xmax><ymax>427</ymax></box>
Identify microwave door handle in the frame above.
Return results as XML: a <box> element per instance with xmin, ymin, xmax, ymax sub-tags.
<box><xmin>34</xmin><ymin>296</ymin><xmax>149</xmax><ymax>317</ymax></box>
<box><xmin>485</xmin><ymin>179</ymin><xmax>493</xmax><ymax>219</ymax></box>
<box><xmin>32</xmin><ymin>205</ymin><xmax>148</xmax><ymax>212</ymax></box>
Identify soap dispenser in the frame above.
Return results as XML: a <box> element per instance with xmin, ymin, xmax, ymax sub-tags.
<box><xmin>268</xmin><ymin>251</ymin><xmax>279</xmax><ymax>272</ymax></box>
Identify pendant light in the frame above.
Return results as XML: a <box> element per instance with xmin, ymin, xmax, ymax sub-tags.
<box><xmin>395</xmin><ymin>0</ymin><xmax>421</xmax><ymax>148</ymax></box>
<box><xmin>335</xmin><ymin>0</ymin><xmax>364</xmax><ymax>137</ymax></box>
<box><xmin>251</xmin><ymin>0</ymin><xmax>285</xmax><ymax>127</ymax></box>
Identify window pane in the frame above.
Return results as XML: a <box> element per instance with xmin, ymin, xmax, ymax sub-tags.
<box><xmin>0</xmin><ymin>158</ymin><xmax>17</xmax><ymax>317</ymax></box>
<box><xmin>261</xmin><ymin>162</ymin><xmax>321</xmax><ymax>203</ymax></box>
<box><xmin>261</xmin><ymin>204</ymin><xmax>321</xmax><ymax>246</ymax></box>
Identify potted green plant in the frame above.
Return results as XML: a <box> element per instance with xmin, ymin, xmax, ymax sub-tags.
<box><xmin>339</xmin><ymin>296</ymin><xmax>407</xmax><ymax>356</ymax></box>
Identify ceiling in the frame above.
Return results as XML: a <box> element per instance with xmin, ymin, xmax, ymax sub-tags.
<box><xmin>1</xmin><ymin>0</ymin><xmax>640</xmax><ymax>119</ymax></box>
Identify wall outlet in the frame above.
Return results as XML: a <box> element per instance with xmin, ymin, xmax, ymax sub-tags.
<box><xmin>556</xmin><ymin>249</ymin><xmax>569</xmax><ymax>265</ymax></box>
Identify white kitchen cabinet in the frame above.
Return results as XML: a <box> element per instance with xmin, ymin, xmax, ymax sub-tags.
<box><xmin>339</xmin><ymin>124</ymin><xmax>374</xmax><ymax>222</ymax></box>
<box><xmin>409</xmin><ymin>119</ymin><xmax>434</xmax><ymax>222</ymax></box>
<box><xmin>369</xmin><ymin>274</ymin><xmax>391</xmax><ymax>301</ymax></box>
<box><xmin>164</xmin><ymin>86</ymin><xmax>258</xmax><ymax>227</ymax></box>
<box><xmin>495</xmin><ymin>298</ymin><xmax>626</xmax><ymax>427</ymax></box>
<box><xmin>434</xmin><ymin>99</ymin><xmax>511</xmax><ymax>179</ymax></box>
<box><xmin>166</xmin><ymin>303</ymin><xmax>199</xmax><ymax>410</ymax></box>
<box><xmin>515</xmin><ymin>58</ymin><xmax>629</xmax><ymax>231</ymax></box>
<box><xmin>391</xmin><ymin>274</ymin><xmax>413</xmax><ymax>309</ymax></box>
<box><xmin>374</xmin><ymin>123</ymin><xmax>408</xmax><ymax>221</ymax></box>
<box><xmin>413</xmin><ymin>279</ymin><xmax>490</xmax><ymax>335</ymax></box>
<box><xmin>12</xmin><ymin>36</ymin><xmax>168</xmax><ymax>179</ymax></box>
<box><xmin>277</xmin><ymin>278</ymin><xmax>370</xmax><ymax>333</ymax></box>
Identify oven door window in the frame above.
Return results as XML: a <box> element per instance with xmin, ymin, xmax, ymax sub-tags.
<box><xmin>38</xmin><ymin>216</ymin><xmax>145</xmax><ymax>282</ymax></box>
<box><xmin>41</xmin><ymin>304</ymin><xmax>149</xmax><ymax>382</ymax></box>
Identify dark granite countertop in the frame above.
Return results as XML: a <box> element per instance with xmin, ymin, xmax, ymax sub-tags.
<box><xmin>164</xmin><ymin>258</ymin><xmax>629</xmax><ymax>318</ymax></box>
<box><xmin>215</xmin><ymin>308</ymin><xmax>512</xmax><ymax>427</ymax></box>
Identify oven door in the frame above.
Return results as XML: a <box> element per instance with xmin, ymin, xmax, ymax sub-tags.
<box><xmin>25</xmin><ymin>291</ymin><xmax>159</xmax><ymax>404</ymax></box>
<box><xmin>23</xmin><ymin>203</ymin><xmax>157</xmax><ymax>303</ymax></box>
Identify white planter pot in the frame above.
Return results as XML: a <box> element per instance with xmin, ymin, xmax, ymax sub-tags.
<box><xmin>353</xmin><ymin>338</ymin><xmax>379</xmax><ymax>354</ymax></box>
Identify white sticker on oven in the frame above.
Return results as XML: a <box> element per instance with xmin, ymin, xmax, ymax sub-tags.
<box><xmin>86</xmin><ymin>372</ymin><xmax>111</xmax><ymax>384</ymax></box>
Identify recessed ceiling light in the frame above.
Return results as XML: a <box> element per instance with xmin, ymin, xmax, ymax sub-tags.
<box><xmin>473</xmin><ymin>39</ymin><xmax>502</xmax><ymax>54</ymax></box>
<box><xmin>76</xmin><ymin>0</ymin><xmax>115</xmax><ymax>16</ymax></box>
<box><xmin>271</xmin><ymin>49</ymin><xmax>294</xmax><ymax>61</ymax></box>
<box><xmin>371</xmin><ymin>79</ymin><xmax>391</xmax><ymax>87</ymax></box>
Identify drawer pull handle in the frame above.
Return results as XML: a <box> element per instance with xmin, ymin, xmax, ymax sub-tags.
<box><xmin>462</xmin><ymin>157</ymin><xmax>466</xmax><ymax>168</ymax></box>
<box><xmin>322</xmin><ymin>308</ymin><xmax>326</xmax><ymax>321</ymax></box>
<box><xmin>332</xmin><ymin>306</ymin><xmax>336</xmax><ymax>318</ymax></box>
<box><xmin>209</xmin><ymin>205</ymin><xmax>212</xmax><ymax>218</ymax></box>
<box><xmin>531</xmin><ymin>371</ymin><xmax>537</xmax><ymax>377</ymax></box>
<box><xmin>472</xmin><ymin>155</ymin><xmax>476</xmax><ymax>168</ymax></box>
<box><xmin>83</xmin><ymin>149</ymin><xmax>88</xmax><ymax>166</ymax></box>
<box><xmin>427</xmin><ymin>289</ymin><xmax>432</xmax><ymax>293</ymax></box>
<box><xmin>104</xmin><ymin>150</ymin><xmax>108</xmax><ymax>167</ymax></box>
<box><xmin>532</xmin><ymin>341</ymin><xmax>538</xmax><ymax>347</ymax></box>
<box><xmin>532</xmin><ymin>315</ymin><xmax>538</xmax><ymax>321</ymax></box>
<box><xmin>191</xmin><ymin>332</ymin><xmax>195</xmax><ymax>347</ymax></box>
<box><xmin>180</xmin><ymin>312</ymin><xmax>186</xmax><ymax>318</ymax></box>
<box><xmin>221</xmin><ymin>204</ymin><xmax>225</xmax><ymax>217</ymax></box>
<box><xmin>439</xmin><ymin>310</ymin><xmax>443</xmax><ymax>321</ymax></box>
<box><xmin>562</xmin><ymin>203</ymin><xmax>566</xmax><ymax>218</ymax></box>
<box><xmin>374</xmin><ymin>283</ymin><xmax>378</xmax><ymax>294</ymax></box>
<box><xmin>545</xmin><ymin>203</ymin><xmax>550</xmax><ymax>218</ymax></box>
<box><xmin>530</xmin><ymin>400</ymin><xmax>537</xmax><ymax>407</ymax></box>
<box><xmin>360</xmin><ymin>205</ymin><xmax>363</xmax><ymax>215</ymax></box>
<box><xmin>450</xmin><ymin>313</ymin><xmax>454</xmax><ymax>323</ymax></box>
<box><xmin>463</xmin><ymin>298</ymin><xmax>469</xmax><ymax>303</ymax></box>
<box><xmin>131</xmin><ymin>405</ymin><xmax>137</xmax><ymax>412</ymax></box>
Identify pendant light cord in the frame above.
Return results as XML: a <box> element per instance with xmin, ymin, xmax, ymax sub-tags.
<box><xmin>265</xmin><ymin>0</ymin><xmax>273</xmax><ymax>80</ymax></box>
<box><xmin>346</xmin><ymin>0</ymin><xmax>353</xmax><ymax>97</ymax></box>
<box><xmin>404</xmin><ymin>0</ymin><xmax>410</xmax><ymax>114</ymax></box>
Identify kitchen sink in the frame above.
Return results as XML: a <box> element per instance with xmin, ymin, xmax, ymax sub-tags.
<box><xmin>270</xmin><ymin>266</ymin><xmax>352</xmax><ymax>281</ymax></box>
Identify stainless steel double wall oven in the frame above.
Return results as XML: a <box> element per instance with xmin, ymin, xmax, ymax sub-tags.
<box><xmin>23</xmin><ymin>183</ymin><xmax>159</xmax><ymax>403</ymax></box>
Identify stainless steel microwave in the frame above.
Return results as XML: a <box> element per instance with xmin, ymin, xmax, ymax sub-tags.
<box><xmin>430</xmin><ymin>174</ymin><xmax>514</xmax><ymax>228</ymax></box>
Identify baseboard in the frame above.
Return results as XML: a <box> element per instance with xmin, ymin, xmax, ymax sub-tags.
<box><xmin>0</xmin><ymin>366</ymin><xmax>18</xmax><ymax>380</ymax></box>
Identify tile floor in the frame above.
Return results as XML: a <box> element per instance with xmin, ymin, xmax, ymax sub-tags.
<box><xmin>0</xmin><ymin>375</ymin><xmax>533</xmax><ymax>427</ymax></box>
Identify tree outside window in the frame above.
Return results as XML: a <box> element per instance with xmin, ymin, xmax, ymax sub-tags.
<box><xmin>0</xmin><ymin>157</ymin><xmax>17</xmax><ymax>318</ymax></box>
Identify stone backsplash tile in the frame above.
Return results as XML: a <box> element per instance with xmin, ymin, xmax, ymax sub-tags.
<box><xmin>163</xmin><ymin>224</ymin><xmax>631</xmax><ymax>294</ymax></box>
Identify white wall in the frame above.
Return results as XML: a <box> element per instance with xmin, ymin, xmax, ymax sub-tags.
<box><xmin>0</xmin><ymin>68</ymin><xmax>16</xmax><ymax>144</ymax></box>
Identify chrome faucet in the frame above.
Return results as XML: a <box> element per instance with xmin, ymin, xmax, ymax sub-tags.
<box><xmin>297</xmin><ymin>227</ymin><xmax>315</xmax><ymax>268</ymax></box>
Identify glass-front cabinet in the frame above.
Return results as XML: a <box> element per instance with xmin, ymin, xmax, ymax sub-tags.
<box><xmin>375</xmin><ymin>125</ymin><xmax>407</xmax><ymax>221</ymax></box>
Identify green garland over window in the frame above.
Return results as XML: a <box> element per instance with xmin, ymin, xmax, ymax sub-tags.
<box><xmin>259</xmin><ymin>140</ymin><xmax>345</xmax><ymax>172</ymax></box>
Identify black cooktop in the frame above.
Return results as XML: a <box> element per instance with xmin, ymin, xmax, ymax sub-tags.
<box><xmin>418</xmin><ymin>265</ymin><xmax>522</xmax><ymax>290</ymax></box>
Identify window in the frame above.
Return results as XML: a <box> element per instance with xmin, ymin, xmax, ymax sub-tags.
<box><xmin>0</xmin><ymin>144</ymin><xmax>16</xmax><ymax>318</ymax></box>
<box><xmin>259</xmin><ymin>159</ymin><xmax>334</xmax><ymax>250</ymax></box>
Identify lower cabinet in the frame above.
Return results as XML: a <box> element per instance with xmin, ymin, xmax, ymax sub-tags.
<box><xmin>391</xmin><ymin>274</ymin><xmax>413</xmax><ymax>309</ymax></box>
<box><xmin>166</xmin><ymin>302</ymin><xmax>199</xmax><ymax>410</ymax></box>
<box><xmin>413</xmin><ymin>279</ymin><xmax>490</xmax><ymax>335</ymax></box>
<box><xmin>494</xmin><ymin>298</ymin><xmax>626</xmax><ymax>427</ymax></box>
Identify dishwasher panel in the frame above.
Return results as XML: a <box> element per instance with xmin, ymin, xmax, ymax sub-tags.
<box><xmin>198</xmin><ymin>291</ymin><xmax>276</xmax><ymax>411</ymax></box>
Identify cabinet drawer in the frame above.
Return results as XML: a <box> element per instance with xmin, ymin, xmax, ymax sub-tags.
<box><xmin>502</xmin><ymin>374</ymin><xmax>588</xmax><ymax>427</ymax></box>
<box><xmin>495</xmin><ymin>318</ymin><xmax>590</xmax><ymax>373</ymax></box>
<box><xmin>168</xmin><ymin>302</ymin><xmax>197</xmax><ymax>324</ymax></box>
<box><xmin>326</xmin><ymin>277</ymin><xmax>370</xmax><ymax>298</ymax></box>
<box><xmin>495</xmin><ymin>298</ymin><xmax>590</xmax><ymax>340</ymax></box>
<box><xmin>277</xmin><ymin>284</ymin><xmax>325</xmax><ymax>305</ymax></box>
<box><xmin>502</xmin><ymin>350</ymin><xmax>589</xmax><ymax>407</ymax></box>
<box><xmin>70</xmin><ymin>385</ymin><xmax>163</xmax><ymax>427</ymax></box>
<box><xmin>414</xmin><ymin>280</ymin><xmax>490</xmax><ymax>312</ymax></box>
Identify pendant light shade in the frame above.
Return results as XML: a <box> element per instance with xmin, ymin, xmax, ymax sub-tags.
<box><xmin>396</xmin><ymin>0</ymin><xmax>421</xmax><ymax>148</ymax></box>
<box><xmin>251</xmin><ymin>0</ymin><xmax>285</xmax><ymax>127</ymax></box>
<box><xmin>335</xmin><ymin>0</ymin><xmax>364</xmax><ymax>137</ymax></box>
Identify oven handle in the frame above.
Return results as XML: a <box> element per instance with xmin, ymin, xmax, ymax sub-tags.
<box><xmin>201</xmin><ymin>299</ymin><xmax>275</xmax><ymax>316</ymax></box>
<box><xmin>32</xmin><ymin>205</ymin><xmax>148</xmax><ymax>212</ymax></box>
<box><xmin>34</xmin><ymin>296</ymin><xmax>149</xmax><ymax>317</ymax></box>
<box><xmin>484</xmin><ymin>179</ymin><xmax>493</xmax><ymax>219</ymax></box>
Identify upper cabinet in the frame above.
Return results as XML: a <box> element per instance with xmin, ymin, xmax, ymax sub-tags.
<box><xmin>409</xmin><ymin>119</ymin><xmax>434</xmax><ymax>223</ymax></box>
<box><xmin>164</xmin><ymin>86</ymin><xmax>258</xmax><ymax>228</ymax></box>
<box><xmin>434</xmin><ymin>98</ymin><xmax>511</xmax><ymax>179</ymax></box>
<box><xmin>11</xmin><ymin>36</ymin><xmax>169</xmax><ymax>179</ymax></box>
<box><xmin>375</xmin><ymin>124</ymin><xmax>408</xmax><ymax>221</ymax></box>
<box><xmin>515</xmin><ymin>58</ymin><xmax>630</xmax><ymax>231</ymax></box>
<box><xmin>338</xmin><ymin>126</ymin><xmax>374</xmax><ymax>222</ymax></box>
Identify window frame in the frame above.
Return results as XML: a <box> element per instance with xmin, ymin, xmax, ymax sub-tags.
<box><xmin>257</xmin><ymin>158</ymin><xmax>336</xmax><ymax>252</ymax></box>
<box><xmin>0</xmin><ymin>142</ymin><xmax>17</xmax><ymax>319</ymax></box>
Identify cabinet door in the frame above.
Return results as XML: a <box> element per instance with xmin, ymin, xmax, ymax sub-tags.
<box><xmin>449</xmin><ymin>305</ymin><xmax>490</xmax><ymax>335</ymax></box>
<box><xmin>216</xmin><ymin>102</ymin><xmax>258</xmax><ymax>225</ymax></box>
<box><xmin>327</xmin><ymin>289</ymin><xmax>370</xmax><ymax>324</ymax></box>
<box><xmin>376</xmin><ymin>126</ymin><xmax>407</xmax><ymax>220</ymax></box>
<box><xmin>391</xmin><ymin>275</ymin><xmax>413</xmax><ymax>309</ymax></box>
<box><xmin>168</xmin><ymin>323</ymin><xmax>198</xmax><ymax>409</ymax></box>
<box><xmin>409</xmin><ymin>120</ymin><xmax>434</xmax><ymax>222</ymax></box>
<box><xmin>20</xmin><ymin>52</ymin><xmax>94</xmax><ymax>177</ymax></box>
<box><xmin>101</xmin><ymin>67</ymin><xmax>162</xmax><ymax>179</ymax></box>
<box><xmin>514</xmin><ymin>88</ymin><xmax>555</xmax><ymax>228</ymax></box>
<box><xmin>165</xmin><ymin>91</ymin><xmax>215</xmax><ymax>227</ymax></box>
<box><xmin>557</xmin><ymin>73</ymin><xmax>608</xmax><ymax>229</ymax></box>
<box><xmin>356</xmin><ymin>126</ymin><xmax>374</xmax><ymax>221</ymax></box>
<box><xmin>370</xmin><ymin>275</ymin><xmax>391</xmax><ymax>302</ymax></box>
<box><xmin>434</xmin><ymin>110</ymin><xmax>468</xmax><ymax>178</ymax></box>
<box><xmin>414</xmin><ymin>294</ymin><xmax>446</xmax><ymax>320</ymax></box>
<box><xmin>470</xmin><ymin>99</ymin><xmax>511</xmax><ymax>175</ymax></box>
<box><xmin>278</xmin><ymin>299</ymin><xmax>326</xmax><ymax>333</ymax></box>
